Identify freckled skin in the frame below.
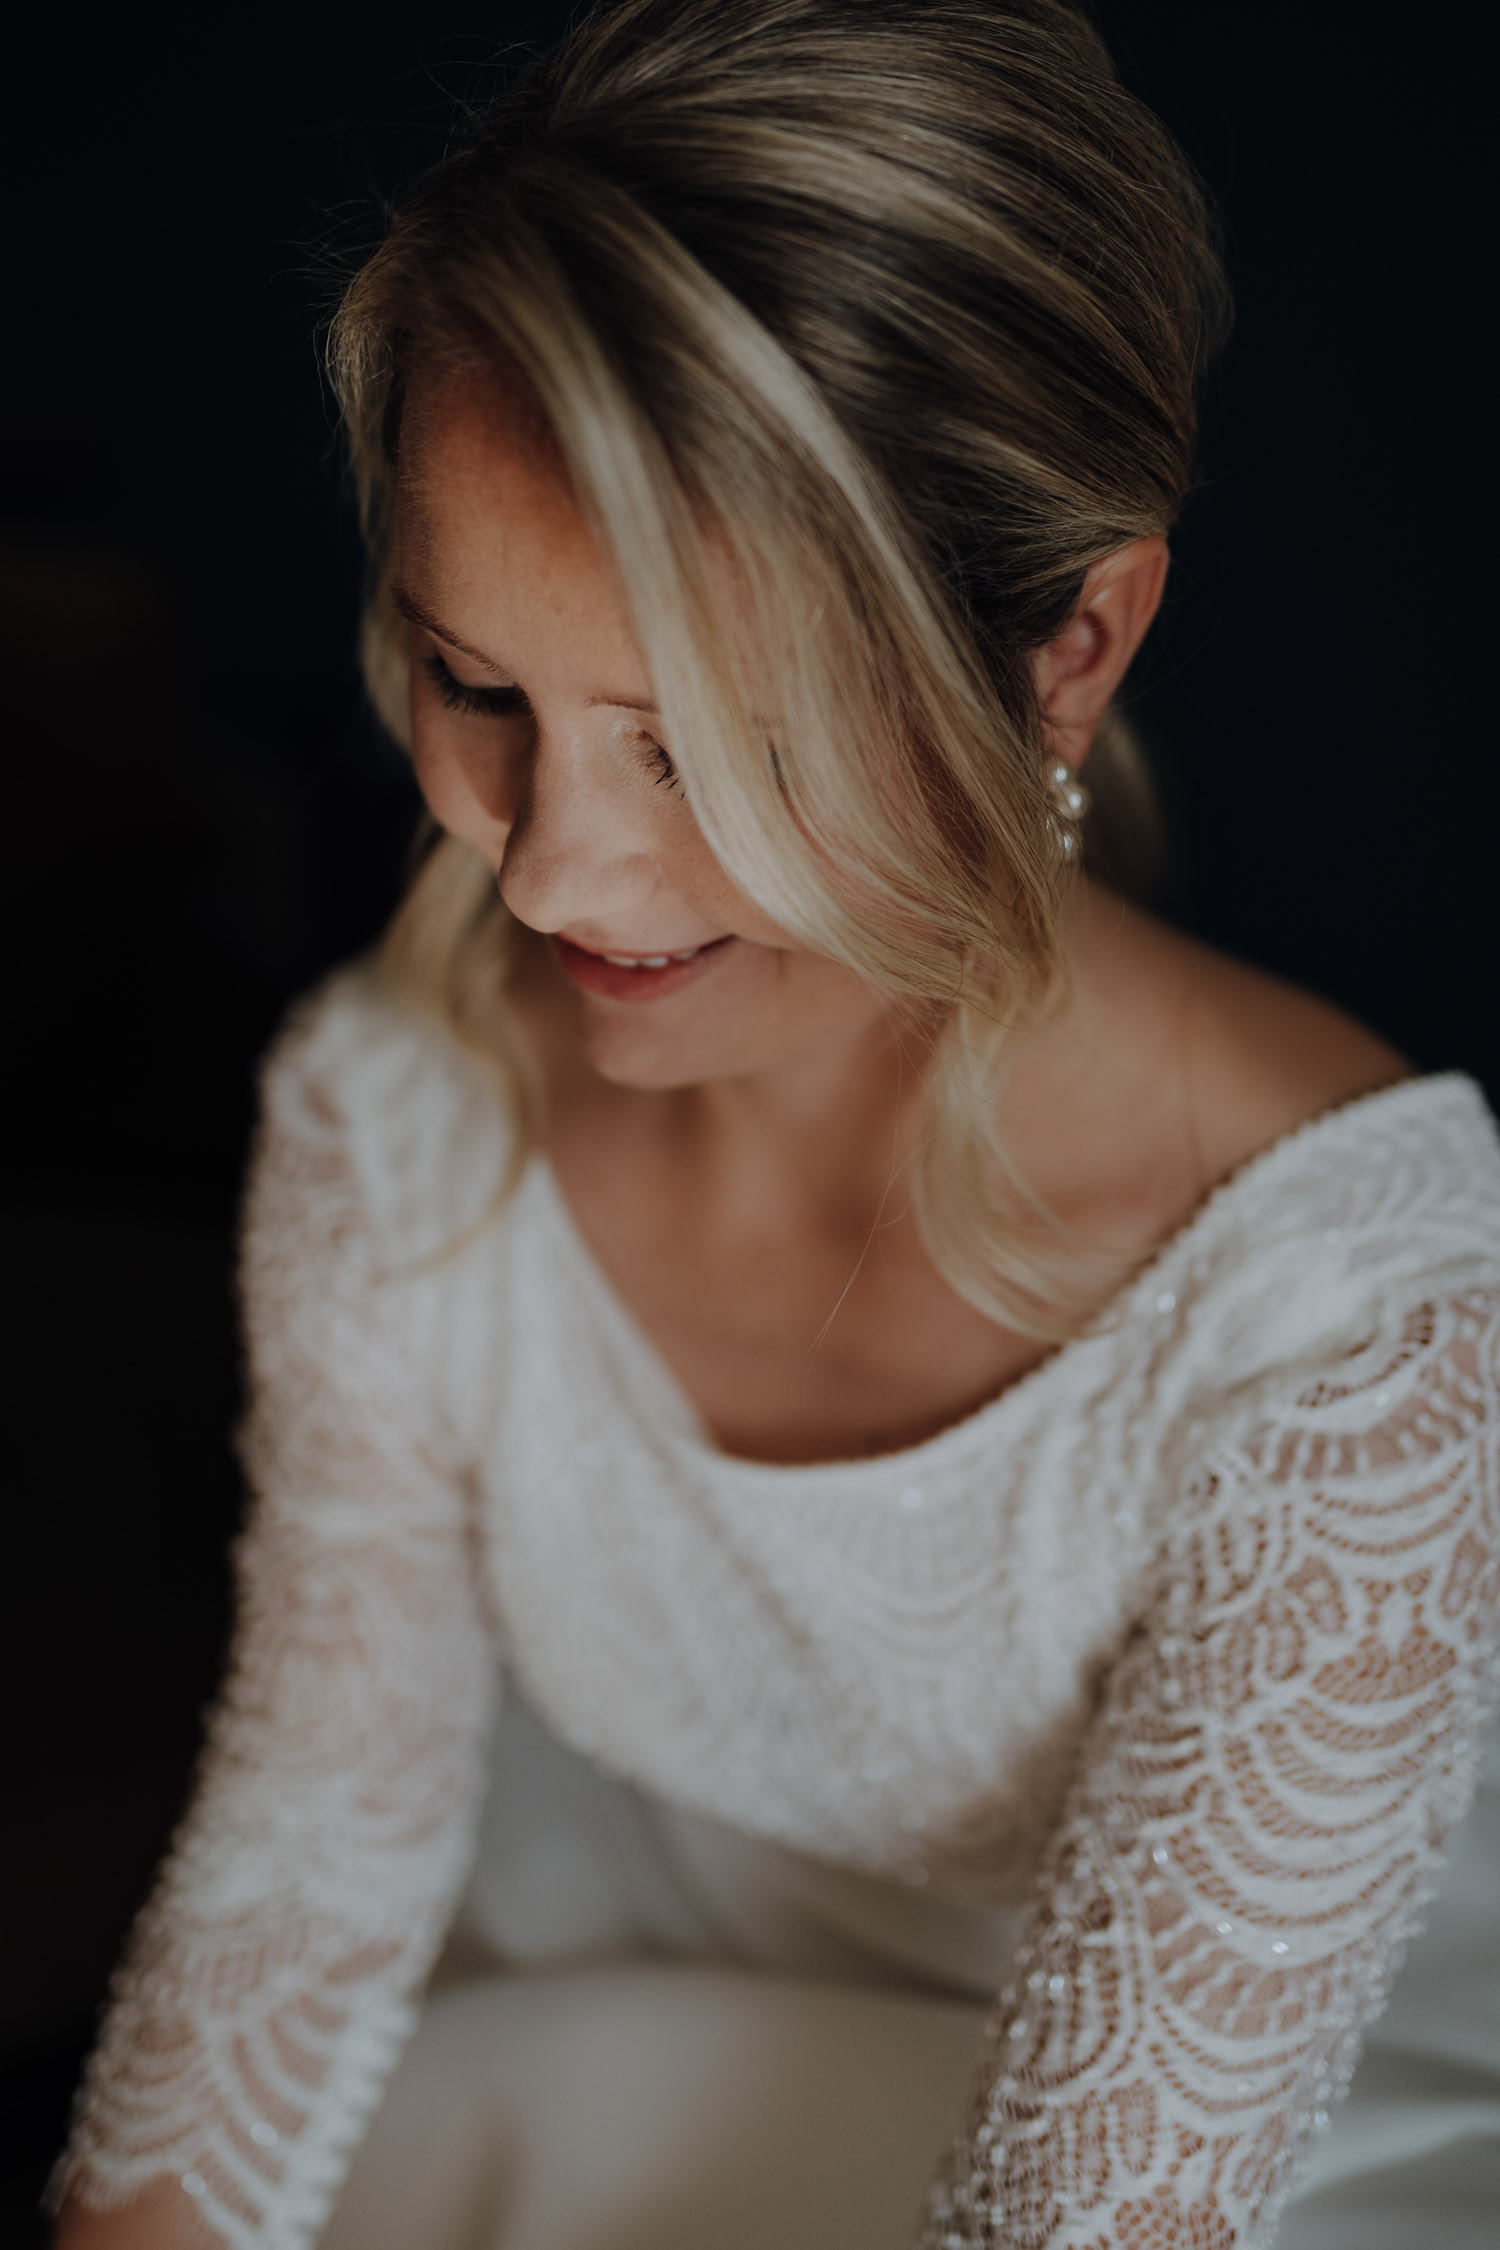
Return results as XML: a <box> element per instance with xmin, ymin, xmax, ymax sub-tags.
<box><xmin>397</xmin><ymin>370</ymin><xmax>891</xmax><ymax>1100</ymax></box>
<box><xmin>50</xmin><ymin>352</ymin><xmax>1415</xmax><ymax>2250</ymax></box>
<box><xmin>384</xmin><ymin>366</ymin><xmax>1409</xmax><ymax>1466</ymax></box>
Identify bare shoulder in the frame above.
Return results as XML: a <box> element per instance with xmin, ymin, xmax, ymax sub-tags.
<box><xmin>1125</xmin><ymin>903</ymin><xmax>1413</xmax><ymax>1186</ymax></box>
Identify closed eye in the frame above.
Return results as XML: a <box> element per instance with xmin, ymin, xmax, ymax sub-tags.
<box><xmin>423</xmin><ymin>650</ymin><xmax>682</xmax><ymax>793</ymax></box>
<box><xmin>421</xmin><ymin>651</ymin><xmax>530</xmax><ymax>720</ymax></box>
<box><xmin>645</xmin><ymin>740</ymin><xmax>682</xmax><ymax>791</ymax></box>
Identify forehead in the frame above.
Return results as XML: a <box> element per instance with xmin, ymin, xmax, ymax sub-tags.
<box><xmin>393</xmin><ymin>356</ymin><xmax>771</xmax><ymax>716</ymax></box>
<box><xmin>397</xmin><ymin>362</ymin><xmax>605</xmax><ymax>586</ymax></box>
<box><xmin>401</xmin><ymin>342</ymin><xmax>559</xmax><ymax>461</ymax></box>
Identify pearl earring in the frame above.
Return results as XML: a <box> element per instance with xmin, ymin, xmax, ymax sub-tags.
<box><xmin>1046</xmin><ymin>759</ymin><xmax>1090</xmax><ymax>861</ymax></box>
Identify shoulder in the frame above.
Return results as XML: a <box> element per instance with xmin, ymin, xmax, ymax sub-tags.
<box><xmin>1074</xmin><ymin>895</ymin><xmax>1410</xmax><ymax>1183</ymax></box>
<box><xmin>253</xmin><ymin>958</ymin><xmax>519</xmax><ymax>1267</ymax></box>
<box><xmin>1137</xmin><ymin>906</ymin><xmax>1500</xmax><ymax>1249</ymax></box>
<box><xmin>1063</xmin><ymin>896</ymin><xmax>1500</xmax><ymax>1330</ymax></box>
<box><xmin>1174</xmin><ymin>928</ymin><xmax>1413</xmax><ymax>1185</ymax></box>
<box><xmin>260</xmin><ymin>955</ymin><xmax>458</xmax><ymax>1114</ymax></box>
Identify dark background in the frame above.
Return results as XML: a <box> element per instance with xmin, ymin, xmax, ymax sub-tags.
<box><xmin>2</xmin><ymin>1</ymin><xmax>1490</xmax><ymax>2234</ymax></box>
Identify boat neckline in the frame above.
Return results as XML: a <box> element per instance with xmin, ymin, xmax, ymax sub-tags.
<box><xmin>530</xmin><ymin>1070</ymin><xmax>1487</xmax><ymax>1484</ymax></box>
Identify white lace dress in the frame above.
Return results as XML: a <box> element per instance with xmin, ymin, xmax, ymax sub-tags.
<box><xmin>55</xmin><ymin>969</ymin><xmax>1500</xmax><ymax>2250</ymax></box>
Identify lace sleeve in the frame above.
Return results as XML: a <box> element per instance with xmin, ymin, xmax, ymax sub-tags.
<box><xmin>922</xmin><ymin>1285</ymin><xmax>1500</xmax><ymax>2250</ymax></box>
<box><xmin>52</xmin><ymin>1021</ymin><xmax>499</xmax><ymax>2250</ymax></box>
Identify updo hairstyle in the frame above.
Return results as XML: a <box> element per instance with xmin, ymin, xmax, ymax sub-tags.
<box><xmin>330</xmin><ymin>0</ymin><xmax>1228</xmax><ymax>1323</ymax></box>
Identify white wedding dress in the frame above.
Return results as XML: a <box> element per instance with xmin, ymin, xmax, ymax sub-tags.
<box><xmin>55</xmin><ymin>968</ymin><xmax>1500</xmax><ymax>2249</ymax></box>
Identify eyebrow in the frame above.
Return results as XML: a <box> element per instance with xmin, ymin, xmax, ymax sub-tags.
<box><xmin>391</xmin><ymin>582</ymin><xmax>660</xmax><ymax>714</ymax></box>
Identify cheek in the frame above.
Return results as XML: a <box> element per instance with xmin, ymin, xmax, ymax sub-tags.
<box><xmin>409</xmin><ymin>722</ymin><xmax>472</xmax><ymax>836</ymax></box>
<box><xmin>409</xmin><ymin>701</ymin><xmax>509</xmax><ymax>856</ymax></box>
<box><xmin>676</xmin><ymin>836</ymin><xmax>787</xmax><ymax>949</ymax></box>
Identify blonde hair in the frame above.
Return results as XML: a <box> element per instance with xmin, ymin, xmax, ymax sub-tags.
<box><xmin>329</xmin><ymin>0</ymin><xmax>1228</xmax><ymax>1325</ymax></box>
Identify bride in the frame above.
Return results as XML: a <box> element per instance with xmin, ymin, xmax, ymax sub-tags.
<box><xmin>51</xmin><ymin>2</ymin><xmax>1500</xmax><ymax>2245</ymax></box>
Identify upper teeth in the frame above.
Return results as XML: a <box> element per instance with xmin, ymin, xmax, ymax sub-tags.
<box><xmin>602</xmin><ymin>947</ymin><xmax>704</xmax><ymax>967</ymax></box>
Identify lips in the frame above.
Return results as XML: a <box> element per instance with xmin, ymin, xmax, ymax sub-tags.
<box><xmin>552</xmin><ymin>933</ymin><xmax>733</xmax><ymax>1003</ymax></box>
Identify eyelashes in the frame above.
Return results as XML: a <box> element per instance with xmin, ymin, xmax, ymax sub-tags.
<box><xmin>646</xmin><ymin>742</ymin><xmax>682</xmax><ymax>791</ymax></box>
<box><xmin>420</xmin><ymin>651</ymin><xmax>681</xmax><ymax>792</ymax></box>
<box><xmin>420</xmin><ymin>651</ymin><xmax>527</xmax><ymax>720</ymax></box>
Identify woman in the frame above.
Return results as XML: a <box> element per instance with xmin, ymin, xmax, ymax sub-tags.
<box><xmin>51</xmin><ymin>2</ymin><xmax>1500</xmax><ymax>2245</ymax></box>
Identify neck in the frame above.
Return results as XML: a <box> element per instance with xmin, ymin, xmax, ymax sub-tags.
<box><xmin>672</xmin><ymin>997</ymin><xmax>936</xmax><ymax>1235</ymax></box>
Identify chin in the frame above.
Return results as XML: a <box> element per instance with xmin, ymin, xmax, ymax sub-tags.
<box><xmin>572</xmin><ymin>1002</ymin><xmax>756</xmax><ymax>1091</ymax></box>
<box><xmin>579</xmin><ymin>1028</ymin><xmax>736</xmax><ymax>1091</ymax></box>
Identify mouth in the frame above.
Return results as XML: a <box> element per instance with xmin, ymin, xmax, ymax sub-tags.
<box><xmin>552</xmin><ymin>934</ymin><xmax>735</xmax><ymax>1004</ymax></box>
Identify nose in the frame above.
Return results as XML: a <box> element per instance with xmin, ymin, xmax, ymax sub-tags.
<box><xmin>495</xmin><ymin>726</ymin><xmax>664</xmax><ymax>936</ymax></box>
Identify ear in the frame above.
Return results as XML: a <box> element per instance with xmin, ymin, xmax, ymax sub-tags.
<box><xmin>1033</xmin><ymin>537</ymin><xmax>1168</xmax><ymax>769</ymax></box>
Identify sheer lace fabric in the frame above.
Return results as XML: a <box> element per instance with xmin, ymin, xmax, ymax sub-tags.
<box><xmin>921</xmin><ymin>1291</ymin><xmax>1500</xmax><ymax>2247</ymax></box>
<box><xmin>55</xmin><ymin>972</ymin><xmax>1500</xmax><ymax>2248</ymax></box>
<box><xmin>55</xmin><ymin>1031</ymin><xmax>498</xmax><ymax>2248</ymax></box>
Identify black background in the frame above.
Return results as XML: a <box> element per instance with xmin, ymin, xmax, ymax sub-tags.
<box><xmin>2</xmin><ymin>1</ymin><xmax>1490</xmax><ymax>2233</ymax></box>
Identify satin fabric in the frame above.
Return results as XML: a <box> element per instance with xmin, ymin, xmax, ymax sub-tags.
<box><xmin>322</xmin><ymin>1699</ymin><xmax>1500</xmax><ymax>2250</ymax></box>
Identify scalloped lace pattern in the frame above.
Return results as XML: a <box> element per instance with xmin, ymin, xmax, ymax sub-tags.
<box><xmin>54</xmin><ymin>976</ymin><xmax>1500</xmax><ymax>2249</ymax></box>
<box><xmin>922</xmin><ymin>1292</ymin><xmax>1500</xmax><ymax>2246</ymax></box>
<box><xmin>52</xmin><ymin>1043</ymin><xmax>497</xmax><ymax>2249</ymax></box>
